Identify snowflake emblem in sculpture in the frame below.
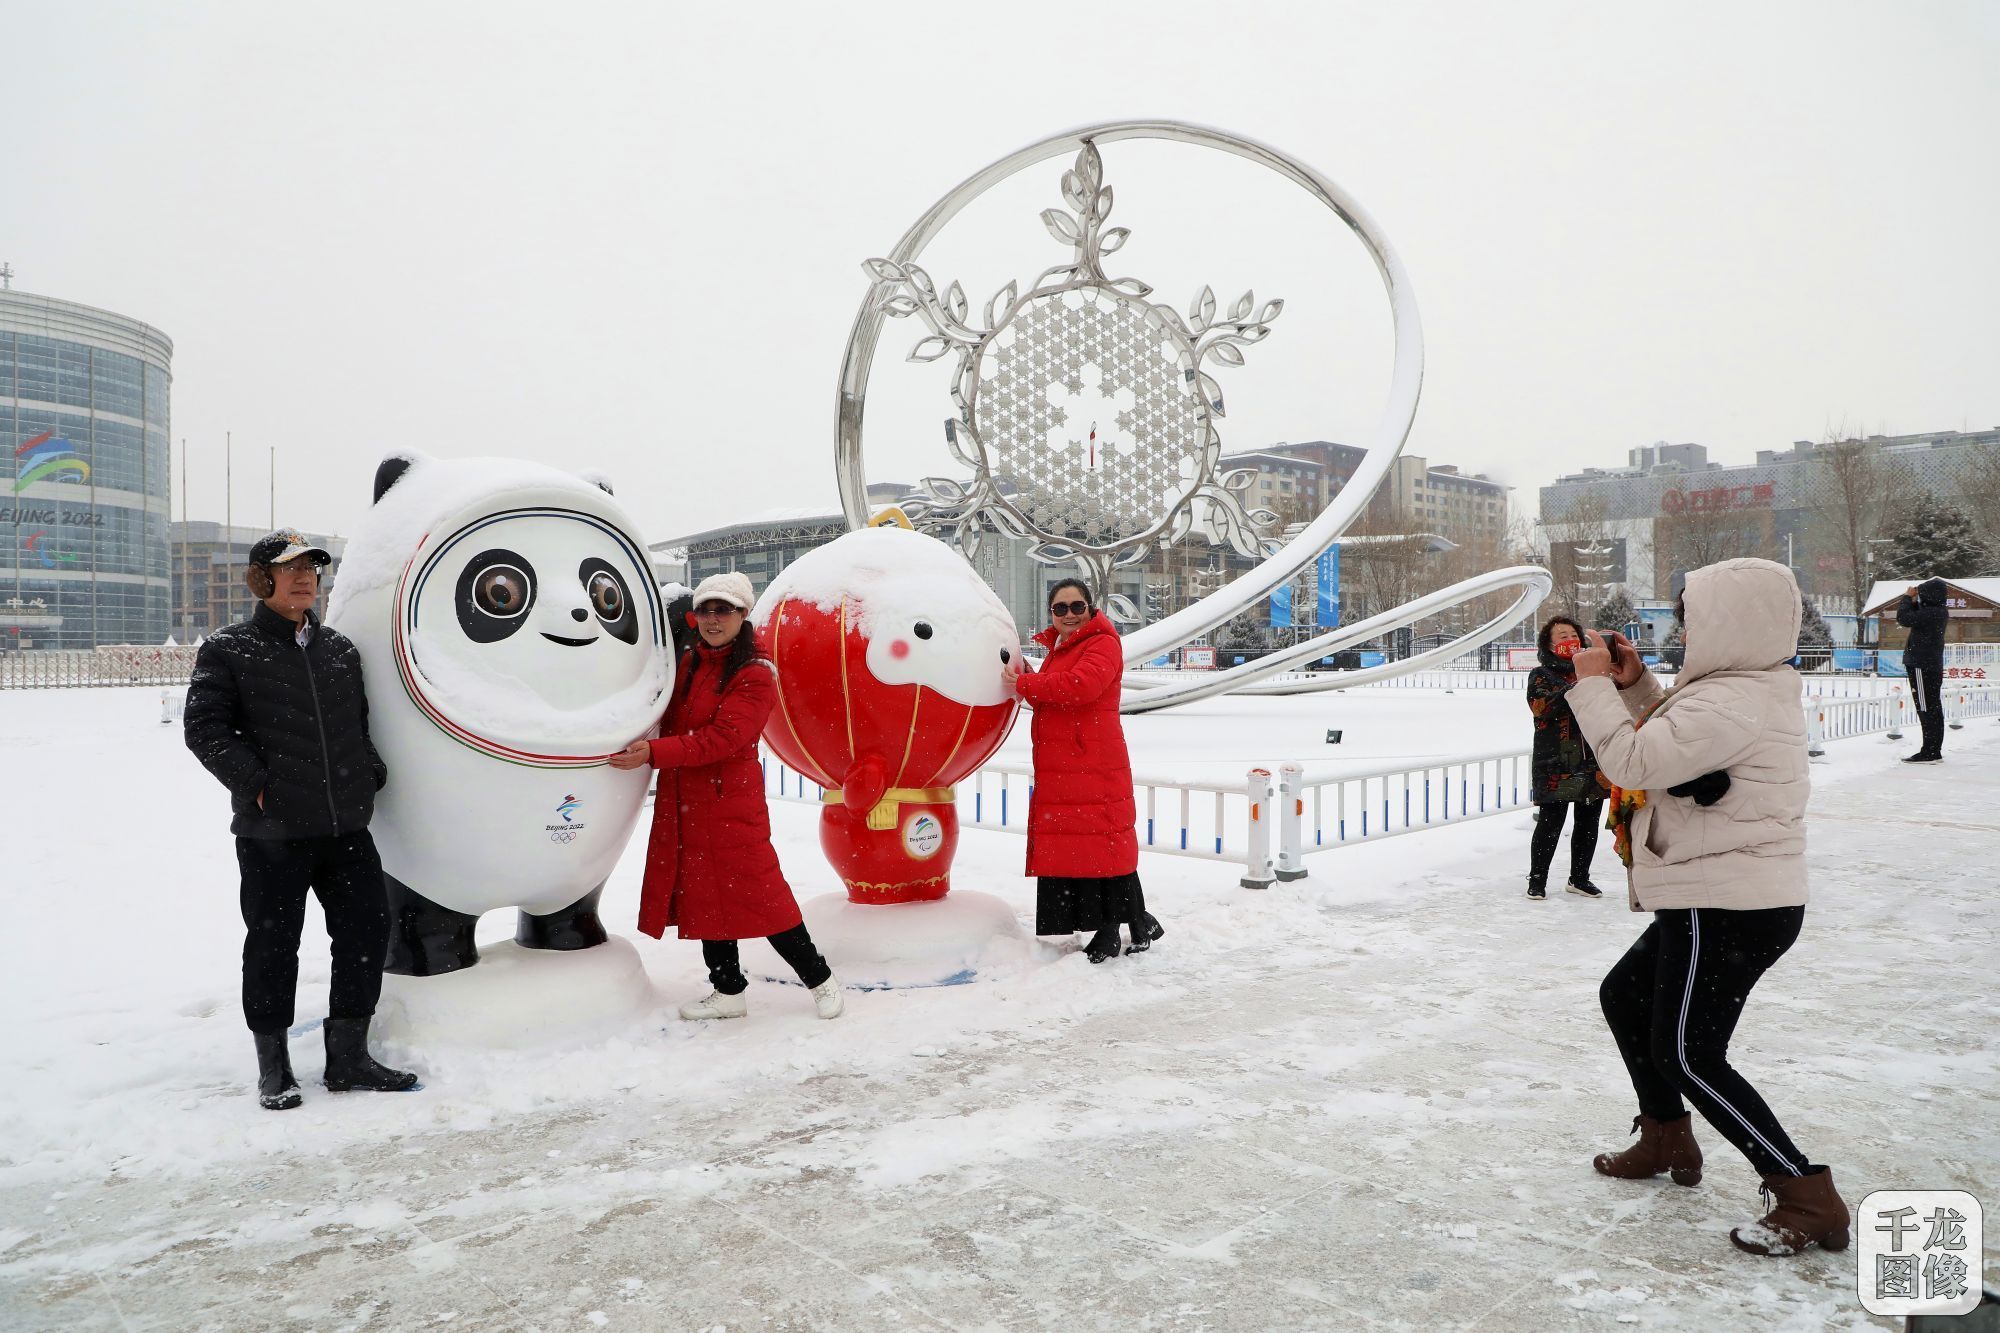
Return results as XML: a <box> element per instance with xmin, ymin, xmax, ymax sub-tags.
<box><xmin>862</xmin><ymin>142</ymin><xmax>1285</xmax><ymax>614</ymax></box>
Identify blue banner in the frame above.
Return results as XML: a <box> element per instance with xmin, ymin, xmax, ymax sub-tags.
<box><xmin>1270</xmin><ymin>582</ymin><xmax>1292</xmax><ymax>628</ymax></box>
<box><xmin>1317</xmin><ymin>545</ymin><xmax>1340</xmax><ymax>626</ymax></box>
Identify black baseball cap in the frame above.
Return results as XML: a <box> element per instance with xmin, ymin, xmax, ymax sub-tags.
<box><xmin>249</xmin><ymin>529</ymin><xmax>332</xmax><ymax>567</ymax></box>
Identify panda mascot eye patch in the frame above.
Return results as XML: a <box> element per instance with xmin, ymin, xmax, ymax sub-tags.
<box><xmin>456</xmin><ymin>548</ymin><xmax>538</xmax><ymax>642</ymax></box>
<box><xmin>580</xmin><ymin>558</ymin><xmax>638</xmax><ymax>645</ymax></box>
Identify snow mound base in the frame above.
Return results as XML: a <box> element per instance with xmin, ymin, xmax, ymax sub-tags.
<box><xmin>745</xmin><ymin>891</ymin><xmax>1032</xmax><ymax>989</ymax></box>
<box><xmin>373</xmin><ymin>937</ymin><xmax>655</xmax><ymax>1048</ymax></box>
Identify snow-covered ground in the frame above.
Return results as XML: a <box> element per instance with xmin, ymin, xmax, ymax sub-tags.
<box><xmin>2</xmin><ymin>685</ymin><xmax>1994</xmax><ymax>1331</ymax></box>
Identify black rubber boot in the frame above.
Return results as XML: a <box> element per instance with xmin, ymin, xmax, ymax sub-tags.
<box><xmin>255</xmin><ymin>1032</ymin><xmax>302</xmax><ymax>1111</ymax></box>
<box><xmin>1124</xmin><ymin>913</ymin><xmax>1166</xmax><ymax>955</ymax></box>
<box><xmin>1084</xmin><ymin>927</ymin><xmax>1121</xmax><ymax>963</ymax></box>
<box><xmin>323</xmin><ymin>1017</ymin><xmax>419</xmax><ymax>1093</ymax></box>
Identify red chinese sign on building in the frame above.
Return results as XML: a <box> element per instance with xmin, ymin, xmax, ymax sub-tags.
<box><xmin>1661</xmin><ymin>482</ymin><xmax>1776</xmax><ymax>514</ymax></box>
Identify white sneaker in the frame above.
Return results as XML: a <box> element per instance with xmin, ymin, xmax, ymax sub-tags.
<box><xmin>810</xmin><ymin>976</ymin><xmax>844</xmax><ymax>1020</ymax></box>
<box><xmin>678</xmin><ymin>990</ymin><xmax>748</xmax><ymax>1021</ymax></box>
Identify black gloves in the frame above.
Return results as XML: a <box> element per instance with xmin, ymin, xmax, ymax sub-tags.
<box><xmin>1667</xmin><ymin>771</ymin><xmax>1731</xmax><ymax>806</ymax></box>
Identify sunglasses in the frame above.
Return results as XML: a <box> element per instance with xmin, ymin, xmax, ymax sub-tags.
<box><xmin>1049</xmin><ymin>600</ymin><xmax>1090</xmax><ymax>617</ymax></box>
<box><xmin>694</xmin><ymin>602</ymin><xmax>743</xmax><ymax>617</ymax></box>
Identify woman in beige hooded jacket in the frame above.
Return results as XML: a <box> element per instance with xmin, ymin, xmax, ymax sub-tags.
<box><xmin>1565</xmin><ymin>558</ymin><xmax>1848</xmax><ymax>1258</ymax></box>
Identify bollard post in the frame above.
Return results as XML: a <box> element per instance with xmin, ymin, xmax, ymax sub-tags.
<box><xmin>1948</xmin><ymin>691</ymin><xmax>1965</xmax><ymax>730</ymax></box>
<box><xmin>1805</xmin><ymin>706</ymin><xmax>1825</xmax><ymax>758</ymax></box>
<box><xmin>1275</xmin><ymin>763</ymin><xmax>1308</xmax><ymax>882</ymax></box>
<box><xmin>1239</xmin><ymin>767</ymin><xmax>1275</xmax><ymax>890</ymax></box>
<box><xmin>1886</xmin><ymin>685</ymin><xmax>1904</xmax><ymax>741</ymax></box>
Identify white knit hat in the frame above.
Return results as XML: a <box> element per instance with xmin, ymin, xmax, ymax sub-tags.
<box><xmin>690</xmin><ymin>570</ymin><xmax>756</xmax><ymax>612</ymax></box>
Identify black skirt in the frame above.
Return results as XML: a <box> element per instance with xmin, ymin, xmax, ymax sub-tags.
<box><xmin>1036</xmin><ymin>873</ymin><xmax>1147</xmax><ymax>935</ymax></box>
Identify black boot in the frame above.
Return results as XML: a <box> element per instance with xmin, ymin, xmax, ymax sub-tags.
<box><xmin>323</xmin><ymin>1017</ymin><xmax>420</xmax><ymax>1093</ymax></box>
<box><xmin>1526</xmin><ymin>874</ymin><xmax>1547</xmax><ymax>901</ymax></box>
<box><xmin>255</xmin><ymin>1032</ymin><xmax>302</xmax><ymax>1111</ymax></box>
<box><xmin>1084</xmin><ymin>927</ymin><xmax>1121</xmax><ymax>964</ymax></box>
<box><xmin>1124</xmin><ymin>913</ymin><xmax>1166</xmax><ymax>955</ymax></box>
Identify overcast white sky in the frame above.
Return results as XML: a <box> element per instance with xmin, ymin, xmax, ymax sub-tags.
<box><xmin>6</xmin><ymin>1</ymin><xmax>1996</xmax><ymax>543</ymax></box>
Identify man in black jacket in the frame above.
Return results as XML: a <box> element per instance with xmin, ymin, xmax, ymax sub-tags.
<box><xmin>185</xmin><ymin>529</ymin><xmax>419</xmax><ymax>1109</ymax></box>
<box><xmin>1895</xmin><ymin>577</ymin><xmax>1951</xmax><ymax>763</ymax></box>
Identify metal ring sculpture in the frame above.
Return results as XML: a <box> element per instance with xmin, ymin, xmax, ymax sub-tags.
<box><xmin>836</xmin><ymin>121</ymin><xmax>1544</xmax><ymax>712</ymax></box>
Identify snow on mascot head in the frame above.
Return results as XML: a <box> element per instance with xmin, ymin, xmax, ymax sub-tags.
<box><xmin>326</xmin><ymin>453</ymin><xmax>671</xmax><ymax>975</ymax></box>
<box><xmin>753</xmin><ymin>522</ymin><xmax>1021</xmax><ymax>903</ymax></box>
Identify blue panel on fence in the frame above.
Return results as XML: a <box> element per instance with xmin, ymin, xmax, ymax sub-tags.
<box><xmin>1318</xmin><ymin>546</ymin><xmax>1340</xmax><ymax>625</ymax></box>
<box><xmin>1360</xmin><ymin>651</ymin><xmax>1386</xmax><ymax>667</ymax></box>
<box><xmin>1832</xmin><ymin>647</ymin><xmax>1870</xmax><ymax>672</ymax></box>
<box><xmin>1877</xmin><ymin>650</ymin><xmax>1905</xmax><ymax>675</ymax></box>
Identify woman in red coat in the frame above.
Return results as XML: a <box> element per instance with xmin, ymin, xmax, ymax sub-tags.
<box><xmin>610</xmin><ymin>572</ymin><xmax>843</xmax><ymax>1020</ymax></box>
<box><xmin>1003</xmin><ymin>579</ymin><xmax>1165</xmax><ymax>963</ymax></box>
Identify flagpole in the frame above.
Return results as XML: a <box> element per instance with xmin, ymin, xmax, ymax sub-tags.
<box><xmin>179</xmin><ymin>439</ymin><xmax>189</xmax><ymax>639</ymax></box>
<box><xmin>224</xmin><ymin>431</ymin><xmax>233</xmax><ymax>628</ymax></box>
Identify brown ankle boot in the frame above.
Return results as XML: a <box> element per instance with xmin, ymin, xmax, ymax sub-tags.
<box><xmin>1592</xmin><ymin>1113</ymin><xmax>1703</xmax><ymax>1186</ymax></box>
<box><xmin>1730</xmin><ymin>1167</ymin><xmax>1850</xmax><ymax>1256</ymax></box>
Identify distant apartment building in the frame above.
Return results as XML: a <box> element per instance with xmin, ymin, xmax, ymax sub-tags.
<box><xmin>1539</xmin><ymin>428</ymin><xmax>2000</xmax><ymax>606</ymax></box>
<box><xmin>1240</xmin><ymin>440</ymin><xmax>1509</xmax><ymax>552</ymax></box>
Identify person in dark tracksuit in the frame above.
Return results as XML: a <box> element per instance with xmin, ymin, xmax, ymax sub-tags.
<box><xmin>184</xmin><ymin>529</ymin><xmax>419</xmax><ymax>1109</ymax></box>
<box><xmin>1895</xmin><ymin>578</ymin><xmax>1950</xmax><ymax>763</ymax></box>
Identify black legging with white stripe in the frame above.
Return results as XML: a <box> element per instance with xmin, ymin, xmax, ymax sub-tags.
<box><xmin>1598</xmin><ymin>905</ymin><xmax>1813</xmax><ymax>1178</ymax></box>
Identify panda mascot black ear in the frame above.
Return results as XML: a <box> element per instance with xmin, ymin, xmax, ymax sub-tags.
<box><xmin>373</xmin><ymin>456</ymin><xmax>416</xmax><ymax>504</ymax></box>
<box><xmin>665</xmin><ymin>589</ymin><xmax>698</xmax><ymax>656</ymax></box>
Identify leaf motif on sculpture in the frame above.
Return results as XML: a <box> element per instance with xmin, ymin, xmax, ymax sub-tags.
<box><xmin>985</xmin><ymin>280</ymin><xmax>1019</xmax><ymax>329</ymax></box>
<box><xmin>1041</xmin><ymin>209</ymin><xmax>1083</xmax><ymax>247</ymax></box>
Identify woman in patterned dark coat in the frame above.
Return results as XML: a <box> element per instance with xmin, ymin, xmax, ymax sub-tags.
<box><xmin>1524</xmin><ymin>615</ymin><xmax>1605</xmax><ymax>901</ymax></box>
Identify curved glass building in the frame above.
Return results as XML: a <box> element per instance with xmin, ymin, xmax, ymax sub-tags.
<box><xmin>0</xmin><ymin>289</ymin><xmax>172</xmax><ymax>649</ymax></box>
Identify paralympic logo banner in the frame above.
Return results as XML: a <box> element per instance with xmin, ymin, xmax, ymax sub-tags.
<box><xmin>13</xmin><ymin>432</ymin><xmax>91</xmax><ymax>493</ymax></box>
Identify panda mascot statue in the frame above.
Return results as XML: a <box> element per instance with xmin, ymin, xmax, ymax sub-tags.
<box><xmin>327</xmin><ymin>452</ymin><xmax>673</xmax><ymax>981</ymax></box>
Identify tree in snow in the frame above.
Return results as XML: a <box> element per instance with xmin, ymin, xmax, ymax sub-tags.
<box><xmin>1592</xmin><ymin>590</ymin><xmax>1637</xmax><ymax>634</ymax></box>
<box><xmin>1797</xmin><ymin>595</ymin><xmax>1834</xmax><ymax>671</ymax></box>
<box><xmin>1798</xmin><ymin>596</ymin><xmax>1834</xmax><ymax>649</ymax></box>
<box><xmin>1874</xmin><ymin>493</ymin><xmax>1993</xmax><ymax>580</ymax></box>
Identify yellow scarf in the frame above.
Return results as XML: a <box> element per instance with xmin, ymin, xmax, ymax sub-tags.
<box><xmin>1601</xmin><ymin>696</ymin><xmax>1668</xmax><ymax>868</ymax></box>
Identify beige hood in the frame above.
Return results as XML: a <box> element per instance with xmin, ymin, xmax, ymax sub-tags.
<box><xmin>1676</xmin><ymin>558</ymin><xmax>1801</xmax><ymax>685</ymax></box>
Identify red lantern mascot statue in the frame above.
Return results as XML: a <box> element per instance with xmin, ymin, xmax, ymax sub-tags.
<box><xmin>753</xmin><ymin>521</ymin><xmax>1021</xmax><ymax>904</ymax></box>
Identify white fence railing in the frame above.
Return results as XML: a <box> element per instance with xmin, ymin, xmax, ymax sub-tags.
<box><xmin>761</xmin><ymin>755</ymin><xmax>1252</xmax><ymax>866</ymax></box>
<box><xmin>0</xmin><ymin>646</ymin><xmax>200</xmax><ymax>688</ymax></box>
<box><xmin>765</xmin><ymin>680</ymin><xmax>2000</xmax><ymax>886</ymax></box>
<box><xmin>1805</xmin><ymin>681</ymin><xmax>2000</xmax><ymax>753</ymax></box>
